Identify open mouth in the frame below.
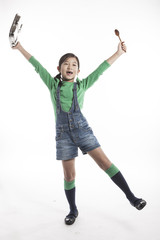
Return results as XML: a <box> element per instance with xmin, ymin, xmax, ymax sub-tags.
<box><xmin>66</xmin><ymin>71</ymin><xmax>73</xmax><ymax>76</ymax></box>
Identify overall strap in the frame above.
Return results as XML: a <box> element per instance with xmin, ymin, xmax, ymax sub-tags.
<box><xmin>73</xmin><ymin>82</ymin><xmax>79</xmax><ymax>112</ymax></box>
<box><xmin>56</xmin><ymin>82</ymin><xmax>61</xmax><ymax>114</ymax></box>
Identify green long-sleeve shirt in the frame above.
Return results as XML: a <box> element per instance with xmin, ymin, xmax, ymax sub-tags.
<box><xmin>29</xmin><ymin>56</ymin><xmax>110</xmax><ymax>120</ymax></box>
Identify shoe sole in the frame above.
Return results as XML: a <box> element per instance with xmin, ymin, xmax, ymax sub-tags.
<box><xmin>64</xmin><ymin>211</ymin><xmax>79</xmax><ymax>225</ymax></box>
<box><xmin>65</xmin><ymin>216</ymin><xmax>76</xmax><ymax>225</ymax></box>
<box><xmin>135</xmin><ymin>200</ymin><xmax>147</xmax><ymax>210</ymax></box>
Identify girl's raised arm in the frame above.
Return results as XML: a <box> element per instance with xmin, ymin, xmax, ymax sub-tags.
<box><xmin>106</xmin><ymin>41</ymin><xmax>127</xmax><ymax>65</ymax></box>
<box><xmin>12</xmin><ymin>42</ymin><xmax>32</xmax><ymax>61</ymax></box>
<box><xmin>12</xmin><ymin>41</ymin><xmax>55</xmax><ymax>90</ymax></box>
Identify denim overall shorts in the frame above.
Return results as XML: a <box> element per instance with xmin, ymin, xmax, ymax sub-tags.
<box><xmin>55</xmin><ymin>82</ymin><xmax>100</xmax><ymax>160</ymax></box>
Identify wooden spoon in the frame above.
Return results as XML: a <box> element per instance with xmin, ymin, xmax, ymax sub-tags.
<box><xmin>115</xmin><ymin>29</ymin><xmax>122</xmax><ymax>42</ymax></box>
<box><xmin>115</xmin><ymin>29</ymin><xmax>126</xmax><ymax>52</ymax></box>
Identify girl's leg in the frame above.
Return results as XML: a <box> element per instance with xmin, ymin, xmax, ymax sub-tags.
<box><xmin>62</xmin><ymin>158</ymin><xmax>78</xmax><ymax>225</ymax></box>
<box><xmin>87</xmin><ymin>147</ymin><xmax>146</xmax><ymax>210</ymax></box>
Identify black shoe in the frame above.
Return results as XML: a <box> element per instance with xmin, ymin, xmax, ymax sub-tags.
<box><xmin>64</xmin><ymin>210</ymin><xmax>78</xmax><ymax>225</ymax></box>
<box><xmin>131</xmin><ymin>199</ymin><xmax>147</xmax><ymax>210</ymax></box>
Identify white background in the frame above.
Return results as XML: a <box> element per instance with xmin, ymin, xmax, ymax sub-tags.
<box><xmin>0</xmin><ymin>0</ymin><xmax>160</xmax><ymax>239</ymax></box>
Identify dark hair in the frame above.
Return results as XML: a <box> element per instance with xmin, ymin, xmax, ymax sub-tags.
<box><xmin>54</xmin><ymin>53</ymin><xmax>80</xmax><ymax>84</ymax></box>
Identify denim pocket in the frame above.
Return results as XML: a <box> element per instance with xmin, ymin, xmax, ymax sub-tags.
<box><xmin>81</xmin><ymin>122</ymin><xmax>92</xmax><ymax>132</ymax></box>
<box><xmin>78</xmin><ymin>125</ymin><xmax>93</xmax><ymax>139</ymax></box>
<box><xmin>55</xmin><ymin>130</ymin><xmax>63</xmax><ymax>141</ymax></box>
<box><xmin>55</xmin><ymin>134</ymin><xmax>61</xmax><ymax>141</ymax></box>
<box><xmin>82</xmin><ymin>125</ymin><xmax>92</xmax><ymax>132</ymax></box>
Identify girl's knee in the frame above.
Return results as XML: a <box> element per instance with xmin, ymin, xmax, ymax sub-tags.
<box><xmin>64</xmin><ymin>175</ymin><xmax>75</xmax><ymax>182</ymax></box>
<box><xmin>64</xmin><ymin>170</ymin><xmax>76</xmax><ymax>182</ymax></box>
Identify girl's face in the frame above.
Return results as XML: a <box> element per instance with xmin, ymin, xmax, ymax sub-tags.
<box><xmin>57</xmin><ymin>57</ymin><xmax>80</xmax><ymax>82</ymax></box>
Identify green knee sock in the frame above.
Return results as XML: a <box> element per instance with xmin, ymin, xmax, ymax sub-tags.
<box><xmin>105</xmin><ymin>163</ymin><xmax>119</xmax><ymax>178</ymax></box>
<box><xmin>64</xmin><ymin>179</ymin><xmax>75</xmax><ymax>190</ymax></box>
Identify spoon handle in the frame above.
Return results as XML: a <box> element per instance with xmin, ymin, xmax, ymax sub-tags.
<box><xmin>118</xmin><ymin>35</ymin><xmax>122</xmax><ymax>42</ymax></box>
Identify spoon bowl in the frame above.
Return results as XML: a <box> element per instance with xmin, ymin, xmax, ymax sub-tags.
<box><xmin>115</xmin><ymin>29</ymin><xmax>119</xmax><ymax>37</ymax></box>
<box><xmin>115</xmin><ymin>29</ymin><xmax>122</xmax><ymax>42</ymax></box>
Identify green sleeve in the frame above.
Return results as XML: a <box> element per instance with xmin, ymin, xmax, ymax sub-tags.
<box><xmin>29</xmin><ymin>56</ymin><xmax>55</xmax><ymax>90</ymax></box>
<box><xmin>81</xmin><ymin>61</ymin><xmax>110</xmax><ymax>91</ymax></box>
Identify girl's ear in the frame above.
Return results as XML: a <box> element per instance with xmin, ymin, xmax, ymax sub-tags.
<box><xmin>57</xmin><ymin>66</ymin><xmax>60</xmax><ymax>72</ymax></box>
<box><xmin>78</xmin><ymin>69</ymin><xmax>80</xmax><ymax>74</ymax></box>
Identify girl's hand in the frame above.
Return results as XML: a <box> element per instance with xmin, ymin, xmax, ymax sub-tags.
<box><xmin>106</xmin><ymin>41</ymin><xmax>127</xmax><ymax>65</ymax></box>
<box><xmin>12</xmin><ymin>41</ymin><xmax>21</xmax><ymax>50</ymax></box>
<box><xmin>117</xmin><ymin>41</ymin><xmax>127</xmax><ymax>55</ymax></box>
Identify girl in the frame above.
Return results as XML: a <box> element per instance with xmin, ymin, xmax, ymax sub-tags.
<box><xmin>12</xmin><ymin>40</ymin><xmax>146</xmax><ymax>225</ymax></box>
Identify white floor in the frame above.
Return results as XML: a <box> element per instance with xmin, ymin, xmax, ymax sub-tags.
<box><xmin>0</xmin><ymin>154</ymin><xmax>159</xmax><ymax>240</ymax></box>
